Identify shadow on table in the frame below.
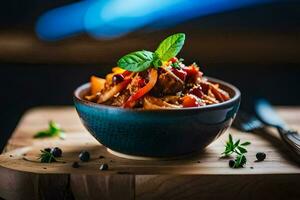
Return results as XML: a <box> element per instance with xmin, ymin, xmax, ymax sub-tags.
<box><xmin>252</xmin><ymin>128</ymin><xmax>300</xmax><ymax>166</ymax></box>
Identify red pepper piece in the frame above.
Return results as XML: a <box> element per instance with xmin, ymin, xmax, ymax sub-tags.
<box><xmin>122</xmin><ymin>70</ymin><xmax>132</xmax><ymax>77</ymax></box>
<box><xmin>123</xmin><ymin>69</ymin><xmax>158</xmax><ymax>108</ymax></box>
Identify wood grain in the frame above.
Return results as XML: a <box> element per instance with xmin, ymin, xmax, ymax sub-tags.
<box><xmin>71</xmin><ymin>175</ymin><xmax>134</xmax><ymax>200</ymax></box>
<box><xmin>0</xmin><ymin>106</ymin><xmax>299</xmax><ymax>200</ymax></box>
<box><xmin>136</xmin><ymin>175</ymin><xmax>300</xmax><ymax>200</ymax></box>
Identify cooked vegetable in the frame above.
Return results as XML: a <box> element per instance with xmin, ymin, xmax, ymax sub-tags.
<box><xmin>91</xmin><ymin>76</ymin><xmax>106</xmax><ymax>95</ymax></box>
<box><xmin>123</xmin><ymin>68</ymin><xmax>158</xmax><ymax>108</ymax></box>
<box><xmin>97</xmin><ymin>78</ymin><xmax>131</xmax><ymax>103</ymax></box>
<box><xmin>84</xmin><ymin>33</ymin><xmax>231</xmax><ymax>109</ymax></box>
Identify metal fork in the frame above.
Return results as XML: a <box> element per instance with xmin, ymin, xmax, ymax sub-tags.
<box><xmin>233</xmin><ymin>110</ymin><xmax>300</xmax><ymax>163</ymax></box>
<box><xmin>233</xmin><ymin>111</ymin><xmax>264</xmax><ymax>132</ymax></box>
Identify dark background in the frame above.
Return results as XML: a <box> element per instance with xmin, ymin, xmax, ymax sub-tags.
<box><xmin>0</xmin><ymin>0</ymin><xmax>300</xmax><ymax>151</ymax></box>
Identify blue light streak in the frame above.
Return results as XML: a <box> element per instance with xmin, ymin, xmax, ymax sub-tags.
<box><xmin>36</xmin><ymin>0</ymin><xmax>274</xmax><ymax>40</ymax></box>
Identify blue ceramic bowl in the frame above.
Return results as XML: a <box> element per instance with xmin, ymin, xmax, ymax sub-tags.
<box><xmin>74</xmin><ymin>77</ymin><xmax>240</xmax><ymax>157</ymax></box>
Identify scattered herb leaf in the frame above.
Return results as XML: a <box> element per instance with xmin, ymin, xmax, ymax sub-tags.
<box><xmin>233</xmin><ymin>154</ymin><xmax>247</xmax><ymax>168</ymax></box>
<box><xmin>34</xmin><ymin>121</ymin><xmax>65</xmax><ymax>139</ymax></box>
<box><xmin>38</xmin><ymin>150</ymin><xmax>57</xmax><ymax>163</ymax></box>
<box><xmin>222</xmin><ymin>134</ymin><xmax>251</xmax><ymax>156</ymax></box>
<box><xmin>241</xmin><ymin>141</ymin><xmax>251</xmax><ymax>146</ymax></box>
<box><xmin>222</xmin><ymin>134</ymin><xmax>251</xmax><ymax>168</ymax></box>
<box><xmin>171</xmin><ymin>58</ymin><xmax>184</xmax><ymax>69</ymax></box>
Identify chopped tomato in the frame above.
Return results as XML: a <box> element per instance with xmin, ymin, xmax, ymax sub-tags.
<box><xmin>171</xmin><ymin>68</ymin><xmax>187</xmax><ymax>81</ymax></box>
<box><xmin>183</xmin><ymin>64</ymin><xmax>203</xmax><ymax>80</ymax></box>
<box><xmin>91</xmin><ymin>76</ymin><xmax>106</xmax><ymax>95</ymax></box>
<box><xmin>168</xmin><ymin>57</ymin><xmax>178</xmax><ymax>63</ymax></box>
<box><xmin>182</xmin><ymin>95</ymin><xmax>200</xmax><ymax>107</ymax></box>
<box><xmin>123</xmin><ymin>69</ymin><xmax>158</xmax><ymax>108</ymax></box>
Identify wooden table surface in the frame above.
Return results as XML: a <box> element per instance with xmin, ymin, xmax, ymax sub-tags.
<box><xmin>0</xmin><ymin>106</ymin><xmax>300</xmax><ymax>200</ymax></box>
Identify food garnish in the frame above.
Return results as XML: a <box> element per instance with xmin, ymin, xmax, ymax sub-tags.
<box><xmin>222</xmin><ymin>134</ymin><xmax>251</xmax><ymax>168</ymax></box>
<box><xmin>222</xmin><ymin>134</ymin><xmax>251</xmax><ymax>157</ymax></box>
<box><xmin>256</xmin><ymin>152</ymin><xmax>266</xmax><ymax>161</ymax></box>
<box><xmin>51</xmin><ymin>147</ymin><xmax>62</xmax><ymax>157</ymax></box>
<box><xmin>229</xmin><ymin>159</ymin><xmax>235</xmax><ymax>168</ymax></box>
<box><xmin>99</xmin><ymin>163</ymin><xmax>109</xmax><ymax>171</ymax></box>
<box><xmin>118</xmin><ymin>33</ymin><xmax>185</xmax><ymax>72</ymax></box>
<box><xmin>44</xmin><ymin>148</ymin><xmax>51</xmax><ymax>152</ymax></box>
<box><xmin>38</xmin><ymin>147</ymin><xmax>63</xmax><ymax>163</ymax></box>
<box><xmin>34</xmin><ymin>121</ymin><xmax>65</xmax><ymax>139</ymax></box>
<box><xmin>79</xmin><ymin>151</ymin><xmax>90</xmax><ymax>162</ymax></box>
<box><xmin>38</xmin><ymin>149</ymin><xmax>57</xmax><ymax>163</ymax></box>
<box><xmin>231</xmin><ymin>154</ymin><xmax>247</xmax><ymax>168</ymax></box>
<box><xmin>85</xmin><ymin>33</ymin><xmax>231</xmax><ymax>109</ymax></box>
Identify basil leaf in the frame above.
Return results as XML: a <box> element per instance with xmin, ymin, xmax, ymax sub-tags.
<box><xmin>234</xmin><ymin>139</ymin><xmax>240</xmax><ymax>148</ymax></box>
<box><xmin>228</xmin><ymin>134</ymin><xmax>233</xmax><ymax>145</ymax></box>
<box><xmin>117</xmin><ymin>50</ymin><xmax>154</xmax><ymax>72</ymax></box>
<box><xmin>237</xmin><ymin>146</ymin><xmax>247</xmax><ymax>154</ymax></box>
<box><xmin>155</xmin><ymin>33</ymin><xmax>185</xmax><ymax>61</ymax></box>
<box><xmin>34</xmin><ymin>131</ymin><xmax>52</xmax><ymax>138</ymax></box>
<box><xmin>241</xmin><ymin>141</ymin><xmax>251</xmax><ymax>146</ymax></box>
<box><xmin>34</xmin><ymin>121</ymin><xmax>64</xmax><ymax>139</ymax></box>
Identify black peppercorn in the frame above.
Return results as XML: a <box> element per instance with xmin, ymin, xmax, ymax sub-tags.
<box><xmin>72</xmin><ymin>161</ymin><xmax>80</xmax><ymax>168</ymax></box>
<box><xmin>100</xmin><ymin>163</ymin><xmax>109</xmax><ymax>171</ymax></box>
<box><xmin>79</xmin><ymin>151</ymin><xmax>90</xmax><ymax>162</ymax></box>
<box><xmin>256</xmin><ymin>152</ymin><xmax>266</xmax><ymax>161</ymax></box>
<box><xmin>51</xmin><ymin>147</ymin><xmax>62</xmax><ymax>157</ymax></box>
<box><xmin>229</xmin><ymin>159</ymin><xmax>235</xmax><ymax>168</ymax></box>
<box><xmin>113</xmin><ymin>74</ymin><xmax>124</xmax><ymax>84</ymax></box>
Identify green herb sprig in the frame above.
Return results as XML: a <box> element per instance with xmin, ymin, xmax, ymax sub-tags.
<box><xmin>171</xmin><ymin>58</ymin><xmax>184</xmax><ymax>69</ymax></box>
<box><xmin>38</xmin><ymin>150</ymin><xmax>57</xmax><ymax>163</ymax></box>
<box><xmin>222</xmin><ymin>134</ymin><xmax>251</xmax><ymax>168</ymax></box>
<box><xmin>34</xmin><ymin>121</ymin><xmax>65</xmax><ymax>139</ymax></box>
<box><xmin>233</xmin><ymin>154</ymin><xmax>247</xmax><ymax>168</ymax></box>
<box><xmin>222</xmin><ymin>134</ymin><xmax>251</xmax><ymax>156</ymax></box>
<box><xmin>117</xmin><ymin>33</ymin><xmax>185</xmax><ymax>72</ymax></box>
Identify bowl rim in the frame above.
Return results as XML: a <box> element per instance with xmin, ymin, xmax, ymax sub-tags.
<box><xmin>74</xmin><ymin>76</ymin><xmax>241</xmax><ymax>112</ymax></box>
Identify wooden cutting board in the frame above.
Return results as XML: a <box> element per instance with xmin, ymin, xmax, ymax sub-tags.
<box><xmin>0</xmin><ymin>106</ymin><xmax>300</xmax><ymax>200</ymax></box>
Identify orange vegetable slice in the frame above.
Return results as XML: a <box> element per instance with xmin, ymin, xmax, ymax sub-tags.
<box><xmin>91</xmin><ymin>76</ymin><xmax>106</xmax><ymax>95</ymax></box>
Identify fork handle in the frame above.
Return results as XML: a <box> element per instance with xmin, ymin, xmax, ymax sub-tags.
<box><xmin>278</xmin><ymin>128</ymin><xmax>300</xmax><ymax>159</ymax></box>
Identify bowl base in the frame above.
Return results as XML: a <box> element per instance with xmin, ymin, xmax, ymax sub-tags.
<box><xmin>107</xmin><ymin>148</ymin><xmax>201</xmax><ymax>161</ymax></box>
